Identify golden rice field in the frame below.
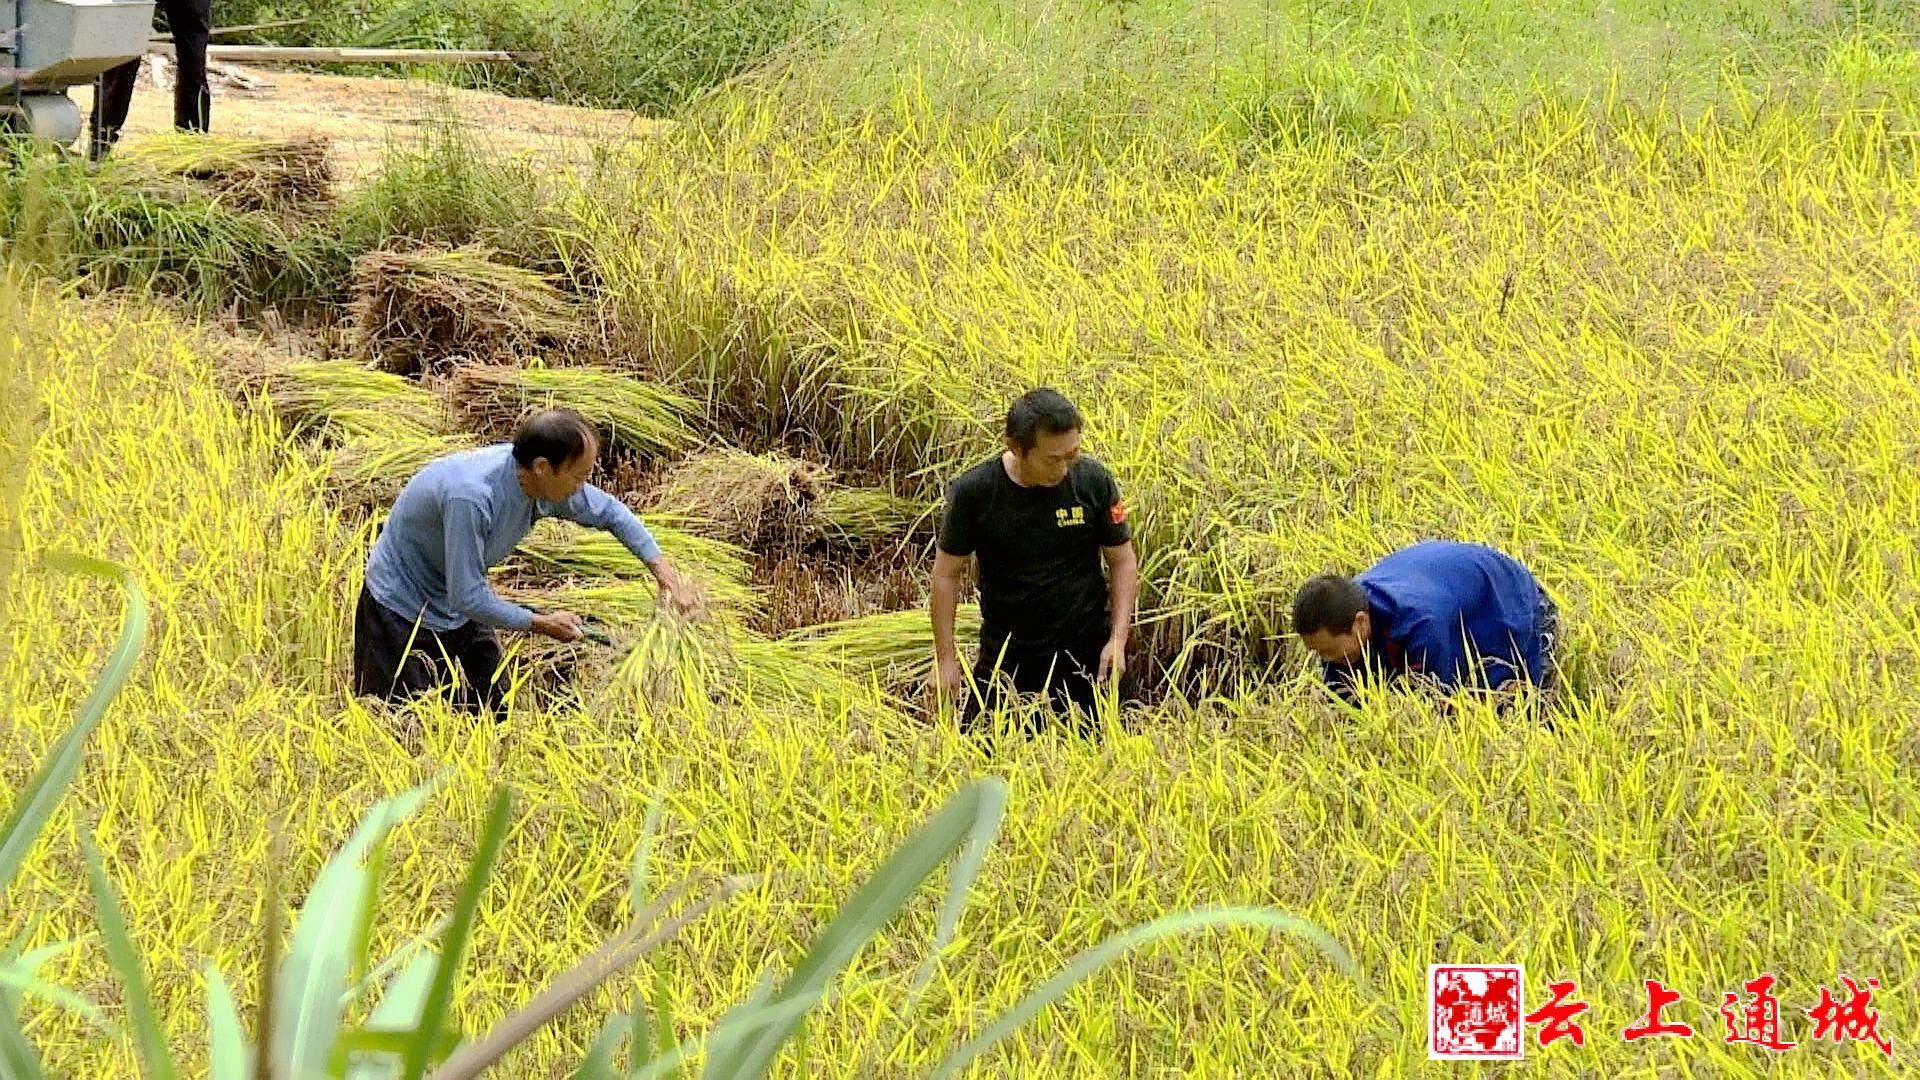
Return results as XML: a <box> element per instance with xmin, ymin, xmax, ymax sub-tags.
<box><xmin>7</xmin><ymin>17</ymin><xmax>1920</xmax><ymax>1078</ymax></box>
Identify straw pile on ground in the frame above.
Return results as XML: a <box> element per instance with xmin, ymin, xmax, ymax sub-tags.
<box><xmin>444</xmin><ymin>362</ymin><xmax>701</xmax><ymax>458</ymax></box>
<box><xmin>349</xmin><ymin>246</ymin><xmax>580</xmax><ymax>375</ymax></box>
<box><xmin>110</xmin><ymin>132</ymin><xmax>334</xmax><ymax>215</ymax></box>
<box><xmin>641</xmin><ymin>448</ymin><xmax>833</xmax><ymax>552</ymax></box>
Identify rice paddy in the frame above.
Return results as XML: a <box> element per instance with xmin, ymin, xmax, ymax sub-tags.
<box><xmin>5</xmin><ymin>1</ymin><xmax>1920</xmax><ymax>1076</ymax></box>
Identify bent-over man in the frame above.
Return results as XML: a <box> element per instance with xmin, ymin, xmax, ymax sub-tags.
<box><xmin>1291</xmin><ymin>539</ymin><xmax>1560</xmax><ymax>711</ymax></box>
<box><xmin>354</xmin><ymin>408</ymin><xmax>703</xmax><ymax>714</ymax></box>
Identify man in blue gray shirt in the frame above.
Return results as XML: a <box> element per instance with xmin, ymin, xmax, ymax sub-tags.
<box><xmin>353</xmin><ymin>408</ymin><xmax>704</xmax><ymax>714</ymax></box>
<box><xmin>1290</xmin><ymin>540</ymin><xmax>1561</xmax><ymax>712</ymax></box>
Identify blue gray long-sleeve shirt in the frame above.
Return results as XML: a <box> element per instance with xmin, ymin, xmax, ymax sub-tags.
<box><xmin>361</xmin><ymin>443</ymin><xmax>662</xmax><ymax>632</ymax></box>
<box><xmin>1322</xmin><ymin>540</ymin><xmax>1551</xmax><ymax>701</ymax></box>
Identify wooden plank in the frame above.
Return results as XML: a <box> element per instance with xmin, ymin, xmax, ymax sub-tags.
<box><xmin>154</xmin><ymin>18</ymin><xmax>315</xmax><ymax>43</ymax></box>
<box><xmin>145</xmin><ymin>44</ymin><xmax>539</xmax><ymax>65</ymax></box>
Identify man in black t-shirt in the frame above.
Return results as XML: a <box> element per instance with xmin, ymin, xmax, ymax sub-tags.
<box><xmin>931</xmin><ymin>388</ymin><xmax>1140</xmax><ymax>732</ymax></box>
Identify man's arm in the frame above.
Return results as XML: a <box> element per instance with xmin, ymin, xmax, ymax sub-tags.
<box><xmin>1092</xmin><ymin>469</ymin><xmax>1137</xmax><ymax>682</ymax></box>
<box><xmin>554</xmin><ymin>485</ymin><xmax>703</xmax><ymax>616</ymax></box>
<box><xmin>1098</xmin><ymin>541</ymin><xmax>1138</xmax><ymax>682</ymax></box>
<box><xmin>931</xmin><ymin>482</ymin><xmax>979</xmax><ymax>701</ymax></box>
<box><xmin>442</xmin><ymin>498</ymin><xmax>537</xmax><ymax>631</ymax></box>
<box><xmin>931</xmin><ymin>548</ymin><xmax>969</xmax><ymax>681</ymax></box>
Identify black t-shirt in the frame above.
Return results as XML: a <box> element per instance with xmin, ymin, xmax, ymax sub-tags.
<box><xmin>937</xmin><ymin>454</ymin><xmax>1132</xmax><ymax>649</ymax></box>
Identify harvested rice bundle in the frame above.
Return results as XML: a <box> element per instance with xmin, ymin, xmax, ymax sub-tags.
<box><xmin>250</xmin><ymin>358</ymin><xmax>455</xmax><ymax>443</ymax></box>
<box><xmin>642</xmin><ymin>448</ymin><xmax>833</xmax><ymax>551</ymax></box>
<box><xmin>325</xmin><ymin>431</ymin><xmax>481</xmax><ymax>515</ymax></box>
<box><xmin>349</xmin><ymin>246</ymin><xmax>579</xmax><ymax>375</ymax></box>
<box><xmin>111</xmin><ymin>132</ymin><xmax>333</xmax><ymax>214</ymax></box>
<box><xmin>593</xmin><ymin>610</ymin><xmax>905</xmax><ymax>718</ymax></box>
<box><xmin>806</xmin><ymin>486</ymin><xmax>938</xmax><ymax>549</ymax></box>
<box><xmin>782</xmin><ymin>604</ymin><xmax>981</xmax><ymax>692</ymax></box>
<box><xmin>445</xmin><ymin>362</ymin><xmax>701</xmax><ymax>458</ymax></box>
<box><xmin>492</xmin><ymin>575</ymin><xmax>876</xmax><ymax>715</ymax></box>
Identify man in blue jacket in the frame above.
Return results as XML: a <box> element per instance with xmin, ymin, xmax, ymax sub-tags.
<box><xmin>1290</xmin><ymin>540</ymin><xmax>1560</xmax><ymax>710</ymax></box>
<box><xmin>353</xmin><ymin>408</ymin><xmax>704</xmax><ymax>715</ymax></box>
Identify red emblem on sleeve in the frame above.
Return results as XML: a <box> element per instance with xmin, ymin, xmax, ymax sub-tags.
<box><xmin>1110</xmin><ymin>500</ymin><xmax>1127</xmax><ymax>524</ymax></box>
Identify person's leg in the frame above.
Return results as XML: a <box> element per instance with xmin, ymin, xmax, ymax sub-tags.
<box><xmin>163</xmin><ymin>0</ymin><xmax>213</xmax><ymax>132</ymax></box>
<box><xmin>352</xmin><ymin>585</ymin><xmax>454</xmax><ymax>704</ymax></box>
<box><xmin>88</xmin><ymin>59</ymin><xmax>141</xmax><ymax>161</ymax></box>
<box><xmin>1048</xmin><ymin>634</ymin><xmax>1109</xmax><ymax>738</ymax></box>
<box><xmin>452</xmin><ymin>624</ymin><xmax>508</xmax><ymax>718</ymax></box>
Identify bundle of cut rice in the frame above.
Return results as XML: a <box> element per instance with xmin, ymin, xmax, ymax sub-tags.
<box><xmin>780</xmin><ymin>604</ymin><xmax>981</xmax><ymax>693</ymax></box>
<box><xmin>248</xmin><ymin>358</ymin><xmax>455</xmax><ymax>443</ymax></box>
<box><xmin>111</xmin><ymin>132</ymin><xmax>333</xmax><ymax>215</ymax></box>
<box><xmin>502</xmin><ymin>517</ymin><xmax>759</xmax><ymax>611</ymax></box>
<box><xmin>805</xmin><ymin>486</ymin><xmax>939</xmax><ymax>550</ymax></box>
<box><xmin>349</xmin><ymin>246</ymin><xmax>579</xmax><ymax>375</ymax></box>
<box><xmin>325</xmin><ymin>431</ymin><xmax>479</xmax><ymax>515</ymax></box>
<box><xmin>642</xmin><ymin>448</ymin><xmax>833</xmax><ymax>552</ymax></box>
<box><xmin>445</xmin><ymin>362</ymin><xmax>700</xmax><ymax>458</ymax></box>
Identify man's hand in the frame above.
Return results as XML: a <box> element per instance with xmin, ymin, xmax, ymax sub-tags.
<box><xmin>531</xmin><ymin>610</ymin><xmax>585</xmax><ymax>642</ymax></box>
<box><xmin>934</xmin><ymin>654</ymin><xmax>966</xmax><ymax>703</ymax></box>
<box><xmin>1097</xmin><ymin>637</ymin><xmax>1126</xmax><ymax>684</ymax></box>
<box><xmin>660</xmin><ymin>577</ymin><xmax>707</xmax><ymax>621</ymax></box>
<box><xmin>649</xmin><ymin>557</ymin><xmax>708</xmax><ymax>621</ymax></box>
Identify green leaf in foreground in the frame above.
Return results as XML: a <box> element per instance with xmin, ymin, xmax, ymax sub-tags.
<box><xmin>0</xmin><ymin>552</ymin><xmax>148</xmax><ymax>898</ymax></box>
<box><xmin>0</xmin><ymin>940</ymin><xmax>97</xmax><ymax>1028</ymax></box>
<box><xmin>82</xmin><ymin>833</ymin><xmax>182</xmax><ymax>1080</ymax></box>
<box><xmin>930</xmin><ymin>906</ymin><xmax>1365</xmax><ymax>1078</ymax></box>
<box><xmin>273</xmin><ymin>776</ymin><xmax>444</xmax><ymax>1079</ymax></box>
<box><xmin>0</xmin><ymin>1003</ymin><xmax>45</xmax><ymax>1080</ymax></box>
<box><xmin>399</xmin><ymin>785</ymin><xmax>515</xmax><ymax>1080</ymax></box>
<box><xmin>570</xmin><ymin>1011</ymin><xmax>628</xmax><ymax>1080</ymax></box>
<box><xmin>697</xmin><ymin>776</ymin><xmax>1008</xmax><ymax>1080</ymax></box>
<box><xmin>204</xmin><ymin>964</ymin><xmax>249</xmax><ymax>1080</ymax></box>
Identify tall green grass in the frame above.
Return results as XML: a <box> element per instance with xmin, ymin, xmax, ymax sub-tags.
<box><xmin>696</xmin><ymin>0</ymin><xmax>1920</xmax><ymax>158</ymax></box>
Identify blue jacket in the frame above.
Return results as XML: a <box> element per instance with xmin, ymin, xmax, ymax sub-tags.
<box><xmin>362</xmin><ymin>444</ymin><xmax>662</xmax><ymax>632</ymax></box>
<box><xmin>1323</xmin><ymin>540</ymin><xmax>1551</xmax><ymax>701</ymax></box>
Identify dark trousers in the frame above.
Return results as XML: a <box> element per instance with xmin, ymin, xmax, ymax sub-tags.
<box><xmin>351</xmin><ymin>585</ymin><xmax>506</xmax><ymax>716</ymax></box>
<box><xmin>1537</xmin><ymin>592</ymin><xmax>1562</xmax><ymax>692</ymax></box>
<box><xmin>961</xmin><ymin>629</ymin><xmax>1110</xmax><ymax>737</ymax></box>
<box><xmin>88</xmin><ymin>0</ymin><xmax>213</xmax><ymax>159</ymax></box>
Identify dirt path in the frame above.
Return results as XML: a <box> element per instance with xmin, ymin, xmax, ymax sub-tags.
<box><xmin>68</xmin><ymin>64</ymin><xmax>674</xmax><ymax>182</ymax></box>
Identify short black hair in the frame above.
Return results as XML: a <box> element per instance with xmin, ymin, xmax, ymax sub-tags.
<box><xmin>511</xmin><ymin>408</ymin><xmax>598</xmax><ymax>469</ymax></box>
<box><xmin>1005</xmin><ymin>387</ymin><xmax>1083</xmax><ymax>451</ymax></box>
<box><xmin>1291</xmin><ymin>574</ymin><xmax>1368</xmax><ymax>637</ymax></box>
